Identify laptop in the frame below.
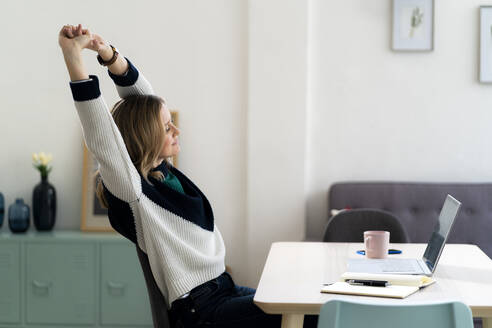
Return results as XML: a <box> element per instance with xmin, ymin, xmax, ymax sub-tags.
<box><xmin>347</xmin><ymin>194</ymin><xmax>461</xmax><ymax>276</ymax></box>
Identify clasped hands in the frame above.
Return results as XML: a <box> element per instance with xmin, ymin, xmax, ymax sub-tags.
<box><xmin>58</xmin><ymin>24</ymin><xmax>111</xmax><ymax>58</ymax></box>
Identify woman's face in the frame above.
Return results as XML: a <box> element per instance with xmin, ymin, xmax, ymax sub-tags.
<box><xmin>159</xmin><ymin>105</ymin><xmax>180</xmax><ymax>158</ymax></box>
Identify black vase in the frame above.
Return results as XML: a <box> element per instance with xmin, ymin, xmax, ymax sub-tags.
<box><xmin>0</xmin><ymin>192</ymin><xmax>4</xmax><ymax>228</ymax></box>
<box><xmin>32</xmin><ymin>175</ymin><xmax>57</xmax><ymax>231</ymax></box>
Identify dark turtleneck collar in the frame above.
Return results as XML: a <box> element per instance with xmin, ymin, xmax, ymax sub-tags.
<box><xmin>151</xmin><ymin>160</ymin><xmax>170</xmax><ymax>177</ymax></box>
<box><xmin>141</xmin><ymin>163</ymin><xmax>215</xmax><ymax>232</ymax></box>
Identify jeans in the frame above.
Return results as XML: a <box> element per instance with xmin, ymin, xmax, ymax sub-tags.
<box><xmin>169</xmin><ymin>272</ymin><xmax>318</xmax><ymax>328</ymax></box>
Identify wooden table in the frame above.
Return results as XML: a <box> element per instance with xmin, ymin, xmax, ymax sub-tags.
<box><xmin>253</xmin><ymin>242</ymin><xmax>492</xmax><ymax>328</ymax></box>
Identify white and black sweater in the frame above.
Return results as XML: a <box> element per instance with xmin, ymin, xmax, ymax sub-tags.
<box><xmin>69</xmin><ymin>59</ymin><xmax>226</xmax><ymax>307</ymax></box>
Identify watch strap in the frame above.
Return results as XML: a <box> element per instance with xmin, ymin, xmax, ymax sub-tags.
<box><xmin>97</xmin><ymin>45</ymin><xmax>119</xmax><ymax>66</ymax></box>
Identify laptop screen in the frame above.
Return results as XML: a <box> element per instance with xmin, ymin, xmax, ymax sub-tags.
<box><xmin>422</xmin><ymin>195</ymin><xmax>461</xmax><ymax>272</ymax></box>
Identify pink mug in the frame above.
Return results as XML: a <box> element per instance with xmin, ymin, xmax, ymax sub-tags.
<box><xmin>364</xmin><ymin>231</ymin><xmax>390</xmax><ymax>259</ymax></box>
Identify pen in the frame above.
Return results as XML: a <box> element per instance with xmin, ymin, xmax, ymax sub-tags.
<box><xmin>346</xmin><ymin>279</ymin><xmax>389</xmax><ymax>287</ymax></box>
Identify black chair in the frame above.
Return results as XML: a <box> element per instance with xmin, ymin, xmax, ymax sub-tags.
<box><xmin>323</xmin><ymin>208</ymin><xmax>409</xmax><ymax>243</ymax></box>
<box><xmin>136</xmin><ymin>246</ymin><xmax>172</xmax><ymax>328</ymax></box>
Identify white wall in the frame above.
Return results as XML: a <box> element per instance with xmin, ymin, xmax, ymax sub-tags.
<box><xmin>3</xmin><ymin>0</ymin><xmax>486</xmax><ymax>288</ymax></box>
<box><xmin>247</xmin><ymin>0</ymin><xmax>308</xmax><ymax>286</ymax></box>
<box><xmin>306</xmin><ymin>0</ymin><xmax>492</xmax><ymax>240</ymax></box>
<box><xmin>0</xmin><ymin>0</ymin><xmax>309</xmax><ymax>288</ymax></box>
<box><xmin>0</xmin><ymin>0</ymin><xmax>250</xmax><ymax>284</ymax></box>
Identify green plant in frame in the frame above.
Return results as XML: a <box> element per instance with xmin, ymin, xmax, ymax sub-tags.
<box><xmin>410</xmin><ymin>6</ymin><xmax>424</xmax><ymax>38</ymax></box>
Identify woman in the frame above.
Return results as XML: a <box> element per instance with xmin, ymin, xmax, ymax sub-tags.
<box><xmin>58</xmin><ymin>24</ymin><xmax>317</xmax><ymax>328</ymax></box>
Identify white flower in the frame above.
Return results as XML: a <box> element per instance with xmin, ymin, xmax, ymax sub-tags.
<box><xmin>39</xmin><ymin>152</ymin><xmax>47</xmax><ymax>165</ymax></box>
<box><xmin>38</xmin><ymin>152</ymin><xmax>53</xmax><ymax>166</ymax></box>
<box><xmin>32</xmin><ymin>152</ymin><xmax>53</xmax><ymax>168</ymax></box>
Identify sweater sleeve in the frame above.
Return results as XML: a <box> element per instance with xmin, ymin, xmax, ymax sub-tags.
<box><xmin>108</xmin><ymin>58</ymin><xmax>155</xmax><ymax>97</ymax></box>
<box><xmin>70</xmin><ymin>75</ymin><xmax>142</xmax><ymax>203</ymax></box>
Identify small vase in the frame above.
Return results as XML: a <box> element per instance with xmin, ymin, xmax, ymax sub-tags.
<box><xmin>32</xmin><ymin>175</ymin><xmax>57</xmax><ymax>231</ymax></box>
<box><xmin>0</xmin><ymin>192</ymin><xmax>4</xmax><ymax>228</ymax></box>
<box><xmin>8</xmin><ymin>198</ymin><xmax>30</xmax><ymax>233</ymax></box>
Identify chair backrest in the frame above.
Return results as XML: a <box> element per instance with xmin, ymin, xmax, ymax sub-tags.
<box><xmin>317</xmin><ymin>299</ymin><xmax>474</xmax><ymax>328</ymax></box>
<box><xmin>323</xmin><ymin>208</ymin><xmax>409</xmax><ymax>243</ymax></box>
<box><xmin>135</xmin><ymin>246</ymin><xmax>172</xmax><ymax>328</ymax></box>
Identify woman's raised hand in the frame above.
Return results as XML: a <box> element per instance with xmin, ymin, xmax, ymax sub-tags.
<box><xmin>86</xmin><ymin>33</ymin><xmax>117</xmax><ymax>64</ymax></box>
<box><xmin>59</xmin><ymin>24</ymin><xmax>128</xmax><ymax>77</ymax></box>
<box><xmin>58</xmin><ymin>24</ymin><xmax>93</xmax><ymax>81</ymax></box>
<box><xmin>87</xmin><ymin>33</ymin><xmax>108</xmax><ymax>53</ymax></box>
<box><xmin>58</xmin><ymin>24</ymin><xmax>93</xmax><ymax>55</ymax></box>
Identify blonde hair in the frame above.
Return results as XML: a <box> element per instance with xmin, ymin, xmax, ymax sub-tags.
<box><xmin>96</xmin><ymin>95</ymin><xmax>167</xmax><ymax>208</ymax></box>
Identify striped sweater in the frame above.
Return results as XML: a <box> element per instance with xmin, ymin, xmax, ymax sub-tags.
<box><xmin>69</xmin><ymin>59</ymin><xmax>226</xmax><ymax>307</ymax></box>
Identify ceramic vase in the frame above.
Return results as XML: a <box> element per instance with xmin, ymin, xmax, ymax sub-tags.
<box><xmin>32</xmin><ymin>175</ymin><xmax>57</xmax><ymax>231</ymax></box>
<box><xmin>0</xmin><ymin>192</ymin><xmax>4</xmax><ymax>228</ymax></box>
<box><xmin>8</xmin><ymin>198</ymin><xmax>30</xmax><ymax>233</ymax></box>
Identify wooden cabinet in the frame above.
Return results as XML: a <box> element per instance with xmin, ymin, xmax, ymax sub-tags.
<box><xmin>0</xmin><ymin>231</ymin><xmax>152</xmax><ymax>328</ymax></box>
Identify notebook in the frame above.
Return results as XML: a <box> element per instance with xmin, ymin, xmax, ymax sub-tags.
<box><xmin>340</xmin><ymin>272</ymin><xmax>435</xmax><ymax>288</ymax></box>
<box><xmin>321</xmin><ymin>282</ymin><xmax>418</xmax><ymax>299</ymax></box>
<box><xmin>347</xmin><ymin>194</ymin><xmax>461</xmax><ymax>276</ymax></box>
<box><xmin>320</xmin><ymin>272</ymin><xmax>435</xmax><ymax>299</ymax></box>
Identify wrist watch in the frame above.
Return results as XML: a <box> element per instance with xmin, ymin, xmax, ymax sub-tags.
<box><xmin>97</xmin><ymin>44</ymin><xmax>119</xmax><ymax>66</ymax></box>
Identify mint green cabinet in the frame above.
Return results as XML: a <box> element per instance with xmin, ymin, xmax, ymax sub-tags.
<box><xmin>0</xmin><ymin>242</ymin><xmax>21</xmax><ymax>323</ymax></box>
<box><xmin>0</xmin><ymin>231</ymin><xmax>152</xmax><ymax>328</ymax></box>
<box><xmin>26</xmin><ymin>243</ymin><xmax>96</xmax><ymax>325</ymax></box>
<box><xmin>100</xmin><ymin>243</ymin><xmax>153</xmax><ymax>326</ymax></box>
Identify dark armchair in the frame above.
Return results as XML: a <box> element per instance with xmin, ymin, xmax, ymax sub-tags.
<box><xmin>136</xmin><ymin>246</ymin><xmax>172</xmax><ymax>328</ymax></box>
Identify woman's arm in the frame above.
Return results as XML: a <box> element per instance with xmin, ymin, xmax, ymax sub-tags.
<box><xmin>86</xmin><ymin>32</ymin><xmax>155</xmax><ymax>97</ymax></box>
<box><xmin>59</xmin><ymin>25</ymin><xmax>142</xmax><ymax>203</ymax></box>
<box><xmin>59</xmin><ymin>25</ymin><xmax>91</xmax><ymax>81</ymax></box>
<box><xmin>63</xmin><ymin>26</ymin><xmax>129</xmax><ymax>76</ymax></box>
<box><xmin>98</xmin><ymin>45</ymin><xmax>129</xmax><ymax>76</ymax></box>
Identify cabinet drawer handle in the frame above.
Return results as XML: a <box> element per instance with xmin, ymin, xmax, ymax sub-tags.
<box><xmin>32</xmin><ymin>280</ymin><xmax>52</xmax><ymax>296</ymax></box>
<box><xmin>107</xmin><ymin>281</ymin><xmax>126</xmax><ymax>296</ymax></box>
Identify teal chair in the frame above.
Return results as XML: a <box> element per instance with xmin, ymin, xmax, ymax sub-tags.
<box><xmin>317</xmin><ymin>299</ymin><xmax>474</xmax><ymax>328</ymax></box>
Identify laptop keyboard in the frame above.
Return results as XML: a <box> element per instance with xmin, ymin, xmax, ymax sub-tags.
<box><xmin>380</xmin><ymin>259</ymin><xmax>420</xmax><ymax>272</ymax></box>
<box><xmin>347</xmin><ymin>258</ymin><xmax>426</xmax><ymax>274</ymax></box>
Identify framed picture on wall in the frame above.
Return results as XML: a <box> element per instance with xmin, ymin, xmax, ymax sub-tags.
<box><xmin>392</xmin><ymin>0</ymin><xmax>434</xmax><ymax>51</ymax></box>
<box><xmin>480</xmin><ymin>6</ymin><xmax>492</xmax><ymax>83</ymax></box>
<box><xmin>80</xmin><ymin>110</ymin><xmax>179</xmax><ymax>232</ymax></box>
<box><xmin>80</xmin><ymin>144</ymin><xmax>113</xmax><ymax>232</ymax></box>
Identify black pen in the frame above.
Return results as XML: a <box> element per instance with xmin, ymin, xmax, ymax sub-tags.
<box><xmin>345</xmin><ymin>279</ymin><xmax>389</xmax><ymax>287</ymax></box>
